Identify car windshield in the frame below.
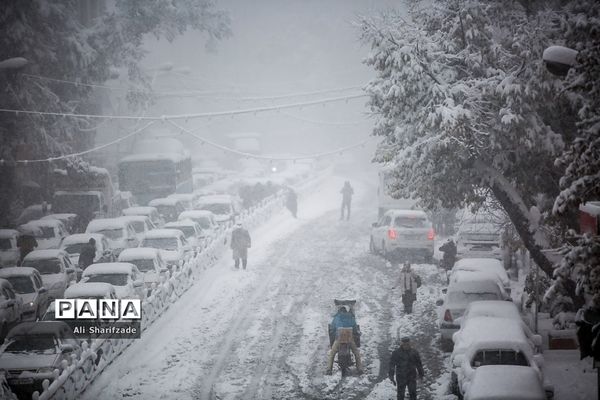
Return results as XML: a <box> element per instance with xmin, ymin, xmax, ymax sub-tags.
<box><xmin>6</xmin><ymin>276</ymin><xmax>35</xmax><ymax>294</ymax></box>
<box><xmin>142</xmin><ymin>237</ymin><xmax>178</xmax><ymax>251</ymax></box>
<box><xmin>5</xmin><ymin>335</ymin><xmax>57</xmax><ymax>354</ymax></box>
<box><xmin>37</xmin><ymin>226</ymin><xmax>56</xmax><ymax>239</ymax></box>
<box><xmin>0</xmin><ymin>238</ymin><xmax>12</xmax><ymax>250</ymax></box>
<box><xmin>194</xmin><ymin>217</ymin><xmax>211</xmax><ymax>229</ymax></box>
<box><xmin>85</xmin><ymin>273</ymin><xmax>128</xmax><ymax>286</ymax></box>
<box><xmin>23</xmin><ymin>259</ymin><xmax>61</xmax><ymax>274</ymax></box>
<box><xmin>472</xmin><ymin>350</ymin><xmax>529</xmax><ymax>367</ymax></box>
<box><xmin>173</xmin><ymin>226</ymin><xmax>195</xmax><ymax>238</ymax></box>
<box><xmin>130</xmin><ymin>221</ymin><xmax>145</xmax><ymax>233</ymax></box>
<box><xmin>448</xmin><ymin>291</ymin><xmax>500</xmax><ymax>303</ymax></box>
<box><xmin>394</xmin><ymin>217</ymin><xmax>427</xmax><ymax>228</ymax></box>
<box><xmin>199</xmin><ymin>203</ymin><xmax>230</xmax><ymax>215</ymax></box>
<box><xmin>63</xmin><ymin>243</ymin><xmax>88</xmax><ymax>255</ymax></box>
<box><xmin>130</xmin><ymin>259</ymin><xmax>156</xmax><ymax>273</ymax></box>
<box><xmin>97</xmin><ymin>228</ymin><xmax>123</xmax><ymax>240</ymax></box>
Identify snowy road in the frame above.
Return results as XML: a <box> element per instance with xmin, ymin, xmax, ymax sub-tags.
<box><xmin>81</xmin><ymin>175</ymin><xmax>449</xmax><ymax>400</ymax></box>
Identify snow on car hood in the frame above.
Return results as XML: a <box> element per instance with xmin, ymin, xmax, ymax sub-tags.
<box><xmin>0</xmin><ymin>352</ymin><xmax>59</xmax><ymax>371</ymax></box>
<box><xmin>36</xmin><ymin>238</ymin><xmax>62</xmax><ymax>250</ymax></box>
<box><xmin>40</xmin><ymin>274</ymin><xmax>64</xmax><ymax>288</ymax></box>
<box><xmin>159</xmin><ymin>250</ymin><xmax>181</xmax><ymax>264</ymax></box>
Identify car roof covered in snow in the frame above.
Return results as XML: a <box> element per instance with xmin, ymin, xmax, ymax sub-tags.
<box><xmin>195</xmin><ymin>194</ymin><xmax>234</xmax><ymax>204</ymax></box>
<box><xmin>384</xmin><ymin>209</ymin><xmax>428</xmax><ymax>218</ymax></box>
<box><xmin>178</xmin><ymin>210</ymin><xmax>214</xmax><ymax>219</ymax></box>
<box><xmin>122</xmin><ymin>206</ymin><xmax>158</xmax><ymax>216</ymax></box>
<box><xmin>463</xmin><ymin>301</ymin><xmax>521</xmax><ymax>321</ymax></box>
<box><xmin>64</xmin><ymin>282</ymin><xmax>115</xmax><ymax>298</ymax></box>
<box><xmin>23</xmin><ymin>249</ymin><xmax>67</xmax><ymax>260</ymax></box>
<box><xmin>167</xmin><ymin>193</ymin><xmax>194</xmax><ymax>201</ymax></box>
<box><xmin>82</xmin><ymin>262</ymin><xmax>137</xmax><ymax>276</ymax></box>
<box><xmin>465</xmin><ymin>365</ymin><xmax>545</xmax><ymax>400</ymax></box>
<box><xmin>142</xmin><ymin>229</ymin><xmax>184</xmax><ymax>239</ymax></box>
<box><xmin>0</xmin><ymin>267</ymin><xmax>39</xmax><ymax>278</ymax></box>
<box><xmin>447</xmin><ymin>278</ymin><xmax>503</xmax><ymax>294</ymax></box>
<box><xmin>0</xmin><ymin>229</ymin><xmax>19</xmax><ymax>239</ymax></box>
<box><xmin>41</xmin><ymin>213</ymin><xmax>77</xmax><ymax>221</ymax></box>
<box><xmin>6</xmin><ymin>321</ymin><xmax>73</xmax><ymax>338</ymax></box>
<box><xmin>61</xmin><ymin>233</ymin><xmax>106</xmax><ymax>246</ymax></box>
<box><xmin>86</xmin><ymin>218</ymin><xmax>129</xmax><ymax>232</ymax></box>
<box><xmin>119</xmin><ymin>215</ymin><xmax>151</xmax><ymax>223</ymax></box>
<box><xmin>455</xmin><ymin>258</ymin><xmax>504</xmax><ymax>270</ymax></box>
<box><xmin>148</xmin><ymin>197</ymin><xmax>181</xmax><ymax>207</ymax></box>
<box><xmin>20</xmin><ymin>219</ymin><xmax>63</xmax><ymax>229</ymax></box>
<box><xmin>450</xmin><ymin>270</ymin><xmax>507</xmax><ymax>287</ymax></box>
<box><xmin>454</xmin><ymin>316</ymin><xmax>528</xmax><ymax>352</ymax></box>
<box><xmin>118</xmin><ymin>247</ymin><xmax>160</xmax><ymax>261</ymax></box>
<box><xmin>119</xmin><ymin>152</ymin><xmax>188</xmax><ymax>163</ymax></box>
<box><xmin>165</xmin><ymin>220</ymin><xmax>197</xmax><ymax>228</ymax></box>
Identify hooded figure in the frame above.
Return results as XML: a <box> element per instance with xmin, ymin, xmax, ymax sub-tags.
<box><xmin>397</xmin><ymin>262</ymin><xmax>421</xmax><ymax>314</ymax></box>
<box><xmin>230</xmin><ymin>222</ymin><xmax>251</xmax><ymax>269</ymax></box>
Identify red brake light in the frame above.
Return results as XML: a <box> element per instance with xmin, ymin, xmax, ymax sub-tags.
<box><xmin>444</xmin><ymin>309</ymin><xmax>453</xmax><ymax>322</ymax></box>
<box><xmin>427</xmin><ymin>228</ymin><xmax>435</xmax><ymax>240</ymax></box>
<box><xmin>388</xmin><ymin>229</ymin><xmax>397</xmax><ymax>240</ymax></box>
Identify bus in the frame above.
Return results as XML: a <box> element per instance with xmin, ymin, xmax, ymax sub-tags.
<box><xmin>118</xmin><ymin>138</ymin><xmax>193</xmax><ymax>205</ymax></box>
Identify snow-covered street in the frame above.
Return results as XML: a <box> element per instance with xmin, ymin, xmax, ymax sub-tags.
<box><xmin>79</xmin><ymin>175</ymin><xmax>448</xmax><ymax>400</ymax></box>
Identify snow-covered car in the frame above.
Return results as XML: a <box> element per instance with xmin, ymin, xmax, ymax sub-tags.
<box><xmin>21</xmin><ymin>250</ymin><xmax>76</xmax><ymax>300</ymax></box>
<box><xmin>164</xmin><ymin>220</ymin><xmax>204</xmax><ymax>249</ymax></box>
<box><xmin>456</xmin><ymin>221</ymin><xmax>503</xmax><ymax>260</ymax></box>
<box><xmin>436</xmin><ymin>278</ymin><xmax>509</xmax><ymax>351</ymax></box>
<box><xmin>450</xmin><ymin>318</ymin><xmax>552</xmax><ymax>399</ymax></box>
<box><xmin>59</xmin><ymin>233</ymin><xmax>115</xmax><ymax>270</ymax></box>
<box><xmin>370</xmin><ymin>209</ymin><xmax>435</xmax><ymax>261</ymax></box>
<box><xmin>18</xmin><ymin>219</ymin><xmax>69</xmax><ymax>250</ymax></box>
<box><xmin>0</xmin><ymin>372</ymin><xmax>17</xmax><ymax>400</ymax></box>
<box><xmin>119</xmin><ymin>215</ymin><xmax>156</xmax><ymax>242</ymax></box>
<box><xmin>42</xmin><ymin>282</ymin><xmax>118</xmax><ymax>320</ymax></box>
<box><xmin>177</xmin><ymin>210</ymin><xmax>218</xmax><ymax>237</ymax></box>
<box><xmin>148</xmin><ymin>197</ymin><xmax>186</xmax><ymax>223</ymax></box>
<box><xmin>463</xmin><ymin>365</ymin><xmax>547</xmax><ymax>400</ymax></box>
<box><xmin>0</xmin><ymin>279</ymin><xmax>23</xmax><ymax>340</ymax></box>
<box><xmin>140</xmin><ymin>229</ymin><xmax>192</xmax><ymax>268</ymax></box>
<box><xmin>194</xmin><ymin>194</ymin><xmax>240</xmax><ymax>224</ymax></box>
<box><xmin>450</xmin><ymin>258</ymin><xmax>511</xmax><ymax>295</ymax></box>
<box><xmin>81</xmin><ymin>262</ymin><xmax>146</xmax><ymax>300</ymax></box>
<box><xmin>0</xmin><ymin>268</ymin><xmax>49</xmax><ymax>322</ymax></box>
<box><xmin>167</xmin><ymin>193</ymin><xmax>196</xmax><ymax>211</ymax></box>
<box><xmin>40</xmin><ymin>213</ymin><xmax>78</xmax><ymax>234</ymax></box>
<box><xmin>122</xmin><ymin>206</ymin><xmax>164</xmax><ymax>228</ymax></box>
<box><xmin>118</xmin><ymin>248</ymin><xmax>168</xmax><ymax>296</ymax></box>
<box><xmin>0</xmin><ymin>229</ymin><xmax>20</xmax><ymax>267</ymax></box>
<box><xmin>0</xmin><ymin>321</ymin><xmax>81</xmax><ymax>398</ymax></box>
<box><xmin>85</xmin><ymin>217</ymin><xmax>139</xmax><ymax>256</ymax></box>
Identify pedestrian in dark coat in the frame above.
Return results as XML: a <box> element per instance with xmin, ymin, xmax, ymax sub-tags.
<box><xmin>285</xmin><ymin>188</ymin><xmax>298</xmax><ymax>218</ymax></box>
<box><xmin>340</xmin><ymin>181</ymin><xmax>354</xmax><ymax>220</ymax></box>
<box><xmin>230</xmin><ymin>222</ymin><xmax>251</xmax><ymax>269</ymax></box>
<box><xmin>78</xmin><ymin>238</ymin><xmax>96</xmax><ymax>270</ymax></box>
<box><xmin>17</xmin><ymin>233</ymin><xmax>37</xmax><ymax>264</ymax></box>
<box><xmin>389</xmin><ymin>337</ymin><xmax>424</xmax><ymax>400</ymax></box>
<box><xmin>439</xmin><ymin>238</ymin><xmax>457</xmax><ymax>270</ymax></box>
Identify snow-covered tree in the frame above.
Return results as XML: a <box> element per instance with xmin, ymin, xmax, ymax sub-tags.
<box><xmin>0</xmin><ymin>0</ymin><xmax>230</xmax><ymax>225</ymax></box>
<box><xmin>359</xmin><ymin>0</ymin><xmax>572</xmax><ymax>278</ymax></box>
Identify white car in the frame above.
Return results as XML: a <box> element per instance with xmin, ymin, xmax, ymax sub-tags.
<box><xmin>450</xmin><ymin>258</ymin><xmax>511</xmax><ymax>295</ymax></box>
<box><xmin>0</xmin><ymin>279</ymin><xmax>23</xmax><ymax>339</ymax></box>
<box><xmin>0</xmin><ymin>229</ymin><xmax>20</xmax><ymax>267</ymax></box>
<box><xmin>18</xmin><ymin>219</ymin><xmax>69</xmax><ymax>250</ymax></box>
<box><xmin>119</xmin><ymin>215</ymin><xmax>156</xmax><ymax>242</ymax></box>
<box><xmin>167</xmin><ymin>193</ymin><xmax>195</xmax><ymax>210</ymax></box>
<box><xmin>85</xmin><ymin>218</ymin><xmax>139</xmax><ymax>256</ymax></box>
<box><xmin>21</xmin><ymin>250</ymin><xmax>76</xmax><ymax>300</ymax></box>
<box><xmin>42</xmin><ymin>282</ymin><xmax>118</xmax><ymax>320</ymax></box>
<box><xmin>194</xmin><ymin>194</ymin><xmax>239</xmax><ymax>224</ymax></box>
<box><xmin>118</xmin><ymin>248</ymin><xmax>168</xmax><ymax>295</ymax></box>
<box><xmin>370</xmin><ymin>209</ymin><xmax>435</xmax><ymax>261</ymax></box>
<box><xmin>122</xmin><ymin>206</ymin><xmax>164</xmax><ymax>228</ymax></box>
<box><xmin>0</xmin><ymin>268</ymin><xmax>49</xmax><ymax>322</ymax></box>
<box><xmin>456</xmin><ymin>221</ymin><xmax>503</xmax><ymax>260</ymax></box>
<box><xmin>464</xmin><ymin>365</ymin><xmax>547</xmax><ymax>400</ymax></box>
<box><xmin>164</xmin><ymin>220</ymin><xmax>204</xmax><ymax>248</ymax></box>
<box><xmin>81</xmin><ymin>262</ymin><xmax>146</xmax><ymax>300</ymax></box>
<box><xmin>40</xmin><ymin>214</ymin><xmax>78</xmax><ymax>234</ymax></box>
<box><xmin>177</xmin><ymin>210</ymin><xmax>218</xmax><ymax>238</ymax></box>
<box><xmin>148</xmin><ymin>198</ymin><xmax>186</xmax><ymax>223</ymax></box>
<box><xmin>140</xmin><ymin>229</ymin><xmax>192</xmax><ymax>268</ymax></box>
<box><xmin>60</xmin><ymin>233</ymin><xmax>115</xmax><ymax>268</ymax></box>
<box><xmin>436</xmin><ymin>277</ymin><xmax>509</xmax><ymax>351</ymax></box>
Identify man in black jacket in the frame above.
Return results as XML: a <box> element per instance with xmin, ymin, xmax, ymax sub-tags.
<box><xmin>78</xmin><ymin>238</ymin><xmax>96</xmax><ymax>270</ymax></box>
<box><xmin>389</xmin><ymin>337</ymin><xmax>424</xmax><ymax>400</ymax></box>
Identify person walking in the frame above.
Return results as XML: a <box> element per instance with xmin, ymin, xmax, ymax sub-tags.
<box><xmin>78</xmin><ymin>238</ymin><xmax>96</xmax><ymax>270</ymax></box>
<box><xmin>397</xmin><ymin>262</ymin><xmax>421</xmax><ymax>314</ymax></box>
<box><xmin>340</xmin><ymin>181</ymin><xmax>354</xmax><ymax>220</ymax></box>
<box><xmin>285</xmin><ymin>188</ymin><xmax>298</xmax><ymax>218</ymax></box>
<box><xmin>231</xmin><ymin>222</ymin><xmax>251</xmax><ymax>269</ymax></box>
<box><xmin>17</xmin><ymin>231</ymin><xmax>38</xmax><ymax>264</ymax></box>
<box><xmin>389</xmin><ymin>337</ymin><xmax>424</xmax><ymax>400</ymax></box>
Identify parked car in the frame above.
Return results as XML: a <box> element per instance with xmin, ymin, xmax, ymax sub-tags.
<box><xmin>167</xmin><ymin>193</ymin><xmax>195</xmax><ymax>211</ymax></box>
<box><xmin>81</xmin><ymin>262</ymin><xmax>146</xmax><ymax>299</ymax></box>
<box><xmin>60</xmin><ymin>233</ymin><xmax>115</xmax><ymax>270</ymax></box>
<box><xmin>194</xmin><ymin>194</ymin><xmax>240</xmax><ymax>224</ymax></box>
<box><xmin>0</xmin><ymin>268</ymin><xmax>49</xmax><ymax>322</ymax></box>
<box><xmin>164</xmin><ymin>220</ymin><xmax>204</xmax><ymax>249</ymax></box>
<box><xmin>119</xmin><ymin>215</ymin><xmax>156</xmax><ymax>242</ymax></box>
<box><xmin>177</xmin><ymin>210</ymin><xmax>218</xmax><ymax>238</ymax></box>
<box><xmin>450</xmin><ymin>258</ymin><xmax>512</xmax><ymax>295</ymax></box>
<box><xmin>463</xmin><ymin>365</ymin><xmax>547</xmax><ymax>400</ymax></box>
<box><xmin>118</xmin><ymin>248</ymin><xmax>168</xmax><ymax>296</ymax></box>
<box><xmin>148</xmin><ymin>198</ymin><xmax>186</xmax><ymax>223</ymax></box>
<box><xmin>85</xmin><ymin>217</ymin><xmax>139</xmax><ymax>256</ymax></box>
<box><xmin>40</xmin><ymin>213</ymin><xmax>78</xmax><ymax>234</ymax></box>
<box><xmin>140</xmin><ymin>229</ymin><xmax>192</xmax><ymax>268</ymax></box>
<box><xmin>18</xmin><ymin>219</ymin><xmax>69</xmax><ymax>250</ymax></box>
<box><xmin>0</xmin><ymin>229</ymin><xmax>20</xmax><ymax>267</ymax></box>
<box><xmin>370</xmin><ymin>209</ymin><xmax>435</xmax><ymax>261</ymax></box>
<box><xmin>456</xmin><ymin>221</ymin><xmax>503</xmax><ymax>260</ymax></box>
<box><xmin>42</xmin><ymin>282</ymin><xmax>118</xmax><ymax>320</ymax></box>
<box><xmin>21</xmin><ymin>250</ymin><xmax>76</xmax><ymax>299</ymax></box>
<box><xmin>122</xmin><ymin>206</ymin><xmax>164</xmax><ymax>228</ymax></box>
<box><xmin>436</xmin><ymin>277</ymin><xmax>509</xmax><ymax>351</ymax></box>
<box><xmin>0</xmin><ymin>321</ymin><xmax>81</xmax><ymax>399</ymax></box>
<box><xmin>0</xmin><ymin>279</ymin><xmax>23</xmax><ymax>341</ymax></box>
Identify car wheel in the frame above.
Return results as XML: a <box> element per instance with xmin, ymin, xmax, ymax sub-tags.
<box><xmin>369</xmin><ymin>237</ymin><xmax>377</xmax><ymax>254</ymax></box>
<box><xmin>450</xmin><ymin>371</ymin><xmax>460</xmax><ymax>396</ymax></box>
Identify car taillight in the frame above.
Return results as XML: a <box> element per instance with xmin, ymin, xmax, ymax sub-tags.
<box><xmin>388</xmin><ymin>229</ymin><xmax>397</xmax><ymax>240</ymax></box>
<box><xmin>427</xmin><ymin>228</ymin><xmax>435</xmax><ymax>240</ymax></box>
<box><xmin>444</xmin><ymin>309</ymin><xmax>453</xmax><ymax>322</ymax></box>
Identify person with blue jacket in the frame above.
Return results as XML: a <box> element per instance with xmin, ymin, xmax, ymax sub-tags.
<box><xmin>326</xmin><ymin>306</ymin><xmax>363</xmax><ymax>374</ymax></box>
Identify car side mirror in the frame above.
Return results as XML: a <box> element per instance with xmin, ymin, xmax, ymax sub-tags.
<box><xmin>66</xmin><ymin>268</ymin><xmax>75</xmax><ymax>274</ymax></box>
<box><xmin>38</xmin><ymin>287</ymin><xmax>47</xmax><ymax>294</ymax></box>
<box><xmin>436</xmin><ymin>299</ymin><xmax>444</xmax><ymax>306</ymax></box>
<box><xmin>133</xmin><ymin>279</ymin><xmax>143</xmax><ymax>288</ymax></box>
<box><xmin>60</xmin><ymin>344</ymin><xmax>75</xmax><ymax>353</ymax></box>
